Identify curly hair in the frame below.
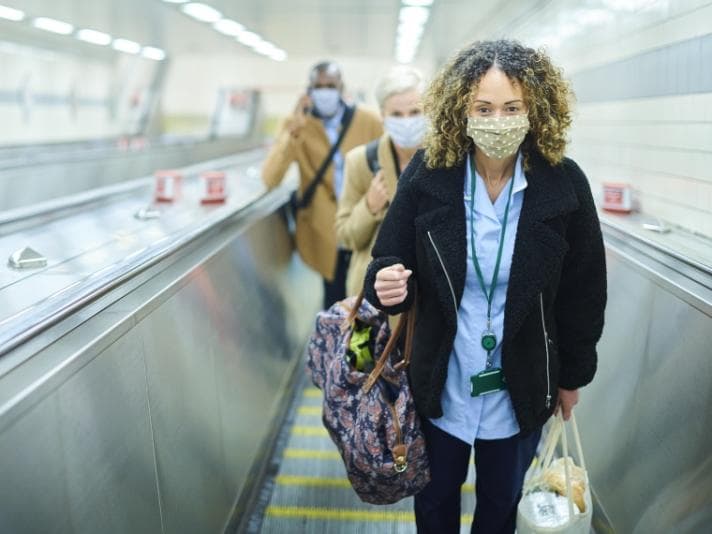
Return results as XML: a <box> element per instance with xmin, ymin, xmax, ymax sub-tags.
<box><xmin>423</xmin><ymin>39</ymin><xmax>573</xmax><ymax>169</ymax></box>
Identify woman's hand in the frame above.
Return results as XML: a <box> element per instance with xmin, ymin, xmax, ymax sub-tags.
<box><xmin>374</xmin><ymin>263</ymin><xmax>412</xmax><ymax>306</ymax></box>
<box><xmin>366</xmin><ymin>170</ymin><xmax>389</xmax><ymax>214</ymax></box>
<box><xmin>556</xmin><ymin>388</ymin><xmax>579</xmax><ymax>421</ymax></box>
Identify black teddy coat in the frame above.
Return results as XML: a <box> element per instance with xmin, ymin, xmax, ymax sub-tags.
<box><xmin>363</xmin><ymin>149</ymin><xmax>607</xmax><ymax>434</ymax></box>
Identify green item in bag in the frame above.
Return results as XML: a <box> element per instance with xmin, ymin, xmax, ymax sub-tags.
<box><xmin>346</xmin><ymin>324</ymin><xmax>375</xmax><ymax>372</ymax></box>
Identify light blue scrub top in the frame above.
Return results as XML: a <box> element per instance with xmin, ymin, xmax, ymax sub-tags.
<box><xmin>430</xmin><ymin>152</ymin><xmax>527</xmax><ymax>444</ymax></box>
<box><xmin>321</xmin><ymin>104</ymin><xmax>346</xmax><ymax>198</ymax></box>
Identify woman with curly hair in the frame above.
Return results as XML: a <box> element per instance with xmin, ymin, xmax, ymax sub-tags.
<box><xmin>363</xmin><ymin>40</ymin><xmax>607</xmax><ymax>533</ymax></box>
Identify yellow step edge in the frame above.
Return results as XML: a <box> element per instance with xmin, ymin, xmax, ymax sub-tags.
<box><xmin>276</xmin><ymin>475</ymin><xmax>352</xmax><ymax>488</ymax></box>
<box><xmin>266</xmin><ymin>505</ymin><xmax>473</xmax><ymax>523</ymax></box>
<box><xmin>266</xmin><ymin>505</ymin><xmax>413</xmax><ymax>522</ymax></box>
<box><xmin>283</xmin><ymin>448</ymin><xmax>341</xmax><ymax>460</ymax></box>
<box><xmin>303</xmin><ymin>388</ymin><xmax>322</xmax><ymax>398</ymax></box>
<box><xmin>275</xmin><ymin>474</ymin><xmax>474</xmax><ymax>493</ymax></box>
<box><xmin>291</xmin><ymin>425</ymin><xmax>329</xmax><ymax>437</ymax></box>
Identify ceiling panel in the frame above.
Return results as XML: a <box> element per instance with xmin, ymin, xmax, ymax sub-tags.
<box><xmin>0</xmin><ymin>0</ymin><xmax>412</xmax><ymax>61</ymax></box>
<box><xmin>5</xmin><ymin>0</ymin><xmax>666</xmax><ymax>68</ymax></box>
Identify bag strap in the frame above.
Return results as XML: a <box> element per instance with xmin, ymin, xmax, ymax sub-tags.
<box><xmin>539</xmin><ymin>416</ymin><xmax>563</xmax><ymax>472</ymax></box>
<box><xmin>559</xmin><ymin>412</ymin><xmax>577</xmax><ymax>521</ymax></box>
<box><xmin>295</xmin><ymin>105</ymin><xmax>356</xmax><ymax>210</ymax></box>
<box><xmin>528</xmin><ymin>412</ymin><xmax>587</xmax><ymax>522</ymax></box>
<box><xmin>365</xmin><ymin>139</ymin><xmax>380</xmax><ymax>174</ymax></box>
<box><xmin>364</xmin><ymin>286</ymin><xmax>417</xmax><ymax>393</ymax></box>
<box><xmin>570</xmin><ymin>411</ymin><xmax>586</xmax><ymax>472</ymax></box>
<box><xmin>343</xmin><ymin>287</ymin><xmax>417</xmax><ymax>472</ymax></box>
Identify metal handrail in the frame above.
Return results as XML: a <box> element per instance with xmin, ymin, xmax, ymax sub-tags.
<box><xmin>600</xmin><ymin>216</ymin><xmax>712</xmax><ymax>278</ymax></box>
<box><xmin>0</xmin><ymin>134</ymin><xmax>257</xmax><ymax>171</ymax></box>
<box><xmin>0</xmin><ymin>177</ymin><xmax>293</xmax><ymax>358</ymax></box>
<box><xmin>0</xmin><ymin>148</ymin><xmax>266</xmax><ymax>227</ymax></box>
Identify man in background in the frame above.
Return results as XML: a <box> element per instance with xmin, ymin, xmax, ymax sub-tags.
<box><xmin>262</xmin><ymin>61</ymin><xmax>382</xmax><ymax>308</ymax></box>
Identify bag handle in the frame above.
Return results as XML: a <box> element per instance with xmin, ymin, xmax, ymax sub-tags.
<box><xmin>344</xmin><ymin>286</ymin><xmax>417</xmax><ymax>393</ymax></box>
<box><xmin>528</xmin><ymin>411</ymin><xmax>587</xmax><ymax>523</ymax></box>
<box><xmin>535</xmin><ymin>411</ymin><xmax>586</xmax><ymax>474</ymax></box>
<box><xmin>559</xmin><ymin>413</ymin><xmax>576</xmax><ymax>522</ymax></box>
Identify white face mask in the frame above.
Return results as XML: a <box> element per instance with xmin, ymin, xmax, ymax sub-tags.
<box><xmin>384</xmin><ymin>115</ymin><xmax>427</xmax><ymax>149</ymax></box>
<box><xmin>466</xmin><ymin>114</ymin><xmax>530</xmax><ymax>159</ymax></box>
<box><xmin>310</xmin><ymin>88</ymin><xmax>341</xmax><ymax>118</ymax></box>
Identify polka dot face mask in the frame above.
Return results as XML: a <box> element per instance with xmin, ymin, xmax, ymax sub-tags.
<box><xmin>466</xmin><ymin>114</ymin><xmax>530</xmax><ymax>159</ymax></box>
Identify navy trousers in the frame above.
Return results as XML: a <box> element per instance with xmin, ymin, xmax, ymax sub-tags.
<box><xmin>322</xmin><ymin>249</ymin><xmax>352</xmax><ymax>309</ymax></box>
<box><xmin>414</xmin><ymin>418</ymin><xmax>541</xmax><ymax>534</ymax></box>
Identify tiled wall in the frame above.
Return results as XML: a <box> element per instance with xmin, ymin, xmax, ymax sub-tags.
<box><xmin>509</xmin><ymin>0</ymin><xmax>712</xmax><ymax>238</ymax></box>
<box><xmin>0</xmin><ymin>44</ymin><xmax>160</xmax><ymax>145</ymax></box>
<box><xmin>162</xmin><ymin>54</ymin><xmax>433</xmax><ymax>136</ymax></box>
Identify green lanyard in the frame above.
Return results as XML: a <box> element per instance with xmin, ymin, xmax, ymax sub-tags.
<box><xmin>469</xmin><ymin>156</ymin><xmax>515</xmax><ymax>361</ymax></box>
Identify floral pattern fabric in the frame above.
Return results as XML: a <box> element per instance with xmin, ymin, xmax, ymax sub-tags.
<box><xmin>306</xmin><ymin>296</ymin><xmax>430</xmax><ymax>504</ymax></box>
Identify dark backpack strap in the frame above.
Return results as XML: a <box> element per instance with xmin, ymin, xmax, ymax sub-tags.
<box><xmin>295</xmin><ymin>105</ymin><xmax>356</xmax><ymax>210</ymax></box>
<box><xmin>365</xmin><ymin>139</ymin><xmax>381</xmax><ymax>174</ymax></box>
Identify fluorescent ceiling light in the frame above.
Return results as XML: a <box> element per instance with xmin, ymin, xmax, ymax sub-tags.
<box><xmin>76</xmin><ymin>28</ymin><xmax>112</xmax><ymax>46</ymax></box>
<box><xmin>162</xmin><ymin>0</ymin><xmax>188</xmax><ymax>3</ymax></box>
<box><xmin>213</xmin><ymin>18</ymin><xmax>244</xmax><ymax>36</ymax></box>
<box><xmin>395</xmin><ymin>5</ymin><xmax>428</xmax><ymax>65</ymax></box>
<box><xmin>396</xmin><ymin>39</ymin><xmax>418</xmax><ymax>51</ymax></box>
<box><xmin>142</xmin><ymin>46</ymin><xmax>166</xmax><ymax>60</ymax></box>
<box><xmin>397</xmin><ymin>39</ymin><xmax>420</xmax><ymax>52</ymax></box>
<box><xmin>237</xmin><ymin>31</ymin><xmax>262</xmax><ymax>47</ymax></box>
<box><xmin>253</xmin><ymin>41</ymin><xmax>277</xmax><ymax>55</ymax></box>
<box><xmin>398</xmin><ymin>24</ymin><xmax>424</xmax><ymax>39</ymax></box>
<box><xmin>399</xmin><ymin>6</ymin><xmax>430</xmax><ymax>25</ymax></box>
<box><xmin>396</xmin><ymin>42</ymin><xmax>417</xmax><ymax>54</ymax></box>
<box><xmin>402</xmin><ymin>0</ymin><xmax>434</xmax><ymax>5</ymax></box>
<box><xmin>33</xmin><ymin>17</ymin><xmax>74</xmax><ymax>35</ymax></box>
<box><xmin>269</xmin><ymin>50</ymin><xmax>287</xmax><ymax>61</ymax></box>
<box><xmin>181</xmin><ymin>2</ymin><xmax>221</xmax><ymax>23</ymax></box>
<box><xmin>0</xmin><ymin>4</ymin><xmax>25</xmax><ymax>21</ymax></box>
<box><xmin>113</xmin><ymin>38</ymin><xmax>141</xmax><ymax>54</ymax></box>
<box><xmin>397</xmin><ymin>32</ymin><xmax>421</xmax><ymax>45</ymax></box>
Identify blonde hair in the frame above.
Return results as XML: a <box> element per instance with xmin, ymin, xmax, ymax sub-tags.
<box><xmin>374</xmin><ymin>66</ymin><xmax>425</xmax><ymax>111</ymax></box>
<box><xmin>423</xmin><ymin>39</ymin><xmax>574</xmax><ymax>169</ymax></box>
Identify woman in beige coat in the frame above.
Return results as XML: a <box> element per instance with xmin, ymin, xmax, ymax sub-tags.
<box><xmin>336</xmin><ymin>66</ymin><xmax>426</xmax><ymax>296</ymax></box>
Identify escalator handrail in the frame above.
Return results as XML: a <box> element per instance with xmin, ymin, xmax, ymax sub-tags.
<box><xmin>0</xmin><ymin>170</ymin><xmax>292</xmax><ymax>359</ymax></box>
<box><xmin>0</xmin><ymin>148</ymin><xmax>266</xmax><ymax>227</ymax></box>
<box><xmin>600</xmin><ymin>216</ymin><xmax>712</xmax><ymax>279</ymax></box>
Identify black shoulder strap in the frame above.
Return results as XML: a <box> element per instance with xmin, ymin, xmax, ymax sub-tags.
<box><xmin>295</xmin><ymin>105</ymin><xmax>356</xmax><ymax>210</ymax></box>
<box><xmin>365</xmin><ymin>139</ymin><xmax>380</xmax><ymax>174</ymax></box>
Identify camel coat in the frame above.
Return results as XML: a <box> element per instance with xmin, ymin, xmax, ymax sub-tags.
<box><xmin>262</xmin><ymin>106</ymin><xmax>382</xmax><ymax>280</ymax></box>
<box><xmin>336</xmin><ymin>133</ymin><xmax>399</xmax><ymax>296</ymax></box>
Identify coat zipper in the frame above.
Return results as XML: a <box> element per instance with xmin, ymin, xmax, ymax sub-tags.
<box><xmin>427</xmin><ymin>231</ymin><xmax>458</xmax><ymax>319</ymax></box>
<box><xmin>539</xmin><ymin>292</ymin><xmax>552</xmax><ymax>409</ymax></box>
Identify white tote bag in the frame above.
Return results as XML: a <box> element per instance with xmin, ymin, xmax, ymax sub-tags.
<box><xmin>517</xmin><ymin>412</ymin><xmax>592</xmax><ymax>534</ymax></box>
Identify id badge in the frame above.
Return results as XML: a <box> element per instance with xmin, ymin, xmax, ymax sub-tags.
<box><xmin>470</xmin><ymin>368</ymin><xmax>506</xmax><ymax>397</ymax></box>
